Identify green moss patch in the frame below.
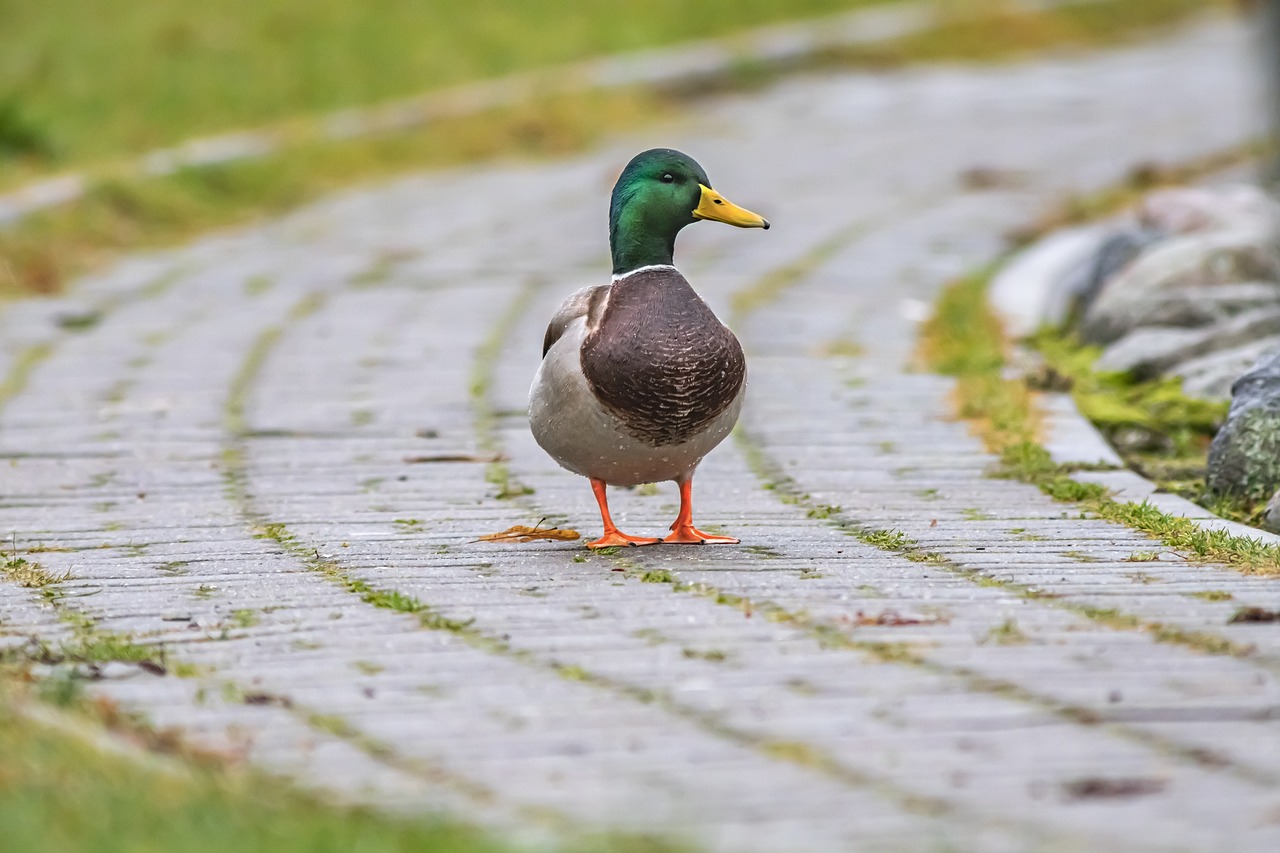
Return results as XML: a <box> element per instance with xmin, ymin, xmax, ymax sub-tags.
<box><xmin>1029</xmin><ymin>329</ymin><xmax>1241</xmax><ymax>509</ymax></box>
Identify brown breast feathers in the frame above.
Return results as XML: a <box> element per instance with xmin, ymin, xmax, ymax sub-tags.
<box><xmin>580</xmin><ymin>267</ymin><xmax>745</xmax><ymax>447</ymax></box>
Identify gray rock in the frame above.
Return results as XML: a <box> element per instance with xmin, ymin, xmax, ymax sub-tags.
<box><xmin>989</xmin><ymin>224</ymin><xmax>1112</xmax><ymax>338</ymax></box>
<box><xmin>990</xmin><ymin>225</ymin><xmax>1166</xmax><ymax>339</ymax></box>
<box><xmin>1095</xmin><ymin>326</ymin><xmax>1204</xmax><ymax>377</ymax></box>
<box><xmin>1136</xmin><ymin>281</ymin><xmax>1280</xmax><ymax>329</ymax></box>
<box><xmin>1081</xmin><ymin>228</ymin><xmax>1280</xmax><ymax>343</ymax></box>
<box><xmin>1057</xmin><ymin>227</ymin><xmax>1165</xmax><ymax>322</ymax></box>
<box><xmin>1138</xmin><ymin>184</ymin><xmax>1279</xmax><ymax>235</ymax></box>
<box><xmin>1207</xmin><ymin>349</ymin><xmax>1280</xmax><ymax>499</ymax></box>
<box><xmin>1179</xmin><ymin>335</ymin><xmax>1280</xmax><ymax>401</ymax></box>
<box><xmin>1095</xmin><ymin>307</ymin><xmax>1280</xmax><ymax>379</ymax></box>
<box><xmin>1266</xmin><ymin>490</ymin><xmax>1280</xmax><ymax>532</ymax></box>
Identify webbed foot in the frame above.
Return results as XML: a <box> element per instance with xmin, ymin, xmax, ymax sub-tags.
<box><xmin>664</xmin><ymin>525</ymin><xmax>739</xmax><ymax>545</ymax></box>
<box><xmin>586</xmin><ymin>531</ymin><xmax>662</xmax><ymax>549</ymax></box>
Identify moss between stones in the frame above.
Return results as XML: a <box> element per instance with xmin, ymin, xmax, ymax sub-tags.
<box><xmin>1028</xmin><ymin>325</ymin><xmax>1275</xmax><ymax>527</ymax></box>
<box><xmin>1031</xmin><ymin>328</ymin><xmax>1233</xmax><ymax>472</ymax></box>
<box><xmin>921</xmin><ymin>271</ymin><xmax>1280</xmax><ymax>576</ymax></box>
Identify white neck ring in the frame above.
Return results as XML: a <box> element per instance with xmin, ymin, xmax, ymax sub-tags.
<box><xmin>611</xmin><ymin>264</ymin><xmax>677</xmax><ymax>282</ymax></box>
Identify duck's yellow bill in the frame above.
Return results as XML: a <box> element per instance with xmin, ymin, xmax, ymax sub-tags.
<box><xmin>693</xmin><ymin>184</ymin><xmax>770</xmax><ymax>229</ymax></box>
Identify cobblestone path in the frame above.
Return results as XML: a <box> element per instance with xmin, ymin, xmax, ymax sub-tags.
<box><xmin>2</xmin><ymin>19</ymin><xmax>1278</xmax><ymax>852</ymax></box>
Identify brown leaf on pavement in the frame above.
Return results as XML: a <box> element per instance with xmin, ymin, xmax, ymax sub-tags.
<box><xmin>404</xmin><ymin>452</ymin><xmax>507</xmax><ymax>463</ymax></box>
<box><xmin>851</xmin><ymin>609</ymin><xmax>948</xmax><ymax>627</ymax></box>
<box><xmin>476</xmin><ymin>524</ymin><xmax>580</xmax><ymax>543</ymax></box>
<box><xmin>1228</xmin><ymin>606</ymin><xmax>1280</xmax><ymax>624</ymax></box>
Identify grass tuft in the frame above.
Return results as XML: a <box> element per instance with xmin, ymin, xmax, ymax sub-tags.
<box><xmin>920</xmin><ymin>269</ymin><xmax>1040</xmax><ymax>451</ymax></box>
<box><xmin>2</xmin><ymin>554</ymin><xmax>70</xmax><ymax>589</ymax></box>
<box><xmin>983</xmin><ymin>618</ymin><xmax>1029</xmax><ymax>646</ymax></box>
<box><xmin>861</xmin><ymin>529</ymin><xmax>914</xmax><ymax>551</ymax></box>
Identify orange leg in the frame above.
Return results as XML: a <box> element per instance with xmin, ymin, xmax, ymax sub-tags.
<box><xmin>665</xmin><ymin>478</ymin><xmax>739</xmax><ymax>545</ymax></box>
<box><xmin>586</xmin><ymin>478</ymin><xmax>661</xmax><ymax>549</ymax></box>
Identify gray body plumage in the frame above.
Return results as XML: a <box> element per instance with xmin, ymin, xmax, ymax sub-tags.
<box><xmin>529</xmin><ymin>266</ymin><xmax>745</xmax><ymax>487</ymax></box>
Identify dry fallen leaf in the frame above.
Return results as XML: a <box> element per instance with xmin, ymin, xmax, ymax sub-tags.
<box><xmin>476</xmin><ymin>524</ymin><xmax>580</xmax><ymax>543</ymax></box>
<box><xmin>850</xmin><ymin>609</ymin><xmax>948</xmax><ymax>627</ymax></box>
<box><xmin>1228</xmin><ymin>606</ymin><xmax>1280</xmax><ymax>624</ymax></box>
<box><xmin>404</xmin><ymin>452</ymin><xmax>507</xmax><ymax>464</ymax></box>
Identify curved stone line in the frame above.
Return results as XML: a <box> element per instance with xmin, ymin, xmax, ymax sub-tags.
<box><xmin>212</xmin><ymin>272</ymin><xmax>1081</xmax><ymax>848</ymax></box>
<box><xmin>732</xmin><ymin>421</ymin><xmax>1280</xmax><ymax>790</ymax></box>
<box><xmin>479</xmin><ymin>236</ymin><xmax>1278</xmax><ymax>833</ymax></box>
<box><xmin>716</xmin><ymin>219</ymin><xmax>1280</xmax><ymax>790</ymax></box>
<box><xmin>0</xmin><ymin>279</ymin><xmax>495</xmax><ymax>815</ymax></box>
<box><xmin>213</xmin><ymin>287</ymin><xmax>570</xmax><ymax>827</ymax></box>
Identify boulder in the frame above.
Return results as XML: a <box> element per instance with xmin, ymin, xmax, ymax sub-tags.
<box><xmin>1095</xmin><ymin>326</ymin><xmax>1203</xmax><ymax>377</ymax></box>
<box><xmin>1127</xmin><ymin>281</ymin><xmax>1280</xmax><ymax>329</ymax></box>
<box><xmin>1081</xmin><ymin>228</ymin><xmax>1280</xmax><ymax>344</ymax></box>
<box><xmin>1138</xmin><ymin>184</ymin><xmax>1278</xmax><ymax>235</ymax></box>
<box><xmin>1266</xmin><ymin>490</ymin><xmax>1280</xmax><ymax>533</ymax></box>
<box><xmin>1206</xmin><ymin>349</ymin><xmax>1280</xmax><ymax>500</ymax></box>
<box><xmin>1095</xmin><ymin>307</ymin><xmax>1280</xmax><ymax>380</ymax></box>
<box><xmin>1179</xmin><ymin>336</ymin><xmax>1280</xmax><ymax>401</ymax></box>
<box><xmin>988</xmin><ymin>225</ymin><xmax>1111</xmax><ymax>338</ymax></box>
<box><xmin>1054</xmin><ymin>228</ymin><xmax>1165</xmax><ymax>323</ymax></box>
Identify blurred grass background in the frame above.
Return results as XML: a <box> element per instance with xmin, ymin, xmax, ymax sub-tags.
<box><xmin>0</xmin><ymin>0</ymin><xmax>1228</xmax><ymax>298</ymax></box>
<box><xmin>0</xmin><ymin>687</ymin><xmax>678</xmax><ymax>853</ymax></box>
<box><xmin>0</xmin><ymin>699</ymin><xmax>504</xmax><ymax>853</ymax></box>
<box><xmin>0</xmin><ymin>0</ymin><xmax>890</xmax><ymax>185</ymax></box>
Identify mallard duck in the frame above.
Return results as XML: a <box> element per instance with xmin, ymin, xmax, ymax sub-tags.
<box><xmin>529</xmin><ymin>148</ymin><xmax>769</xmax><ymax>549</ymax></box>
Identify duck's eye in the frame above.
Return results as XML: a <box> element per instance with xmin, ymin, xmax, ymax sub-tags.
<box><xmin>660</xmin><ymin>173</ymin><xmax>675</xmax><ymax>183</ymax></box>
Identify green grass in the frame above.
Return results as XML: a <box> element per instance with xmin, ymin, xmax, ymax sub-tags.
<box><xmin>0</xmin><ymin>0</ymin><xmax>896</xmax><ymax>181</ymax></box>
<box><xmin>919</xmin><ymin>266</ymin><xmax>1038</xmax><ymax>452</ymax></box>
<box><xmin>1</xmin><ymin>606</ymin><xmax>535</xmax><ymax>851</ymax></box>
<box><xmin>862</xmin><ymin>529</ymin><xmax>914</xmax><ymax>550</ymax></box>
<box><xmin>0</xmin><ymin>690</ymin><xmax>516</xmax><ymax>853</ymax></box>
<box><xmin>1030</xmin><ymin>331</ymin><xmax>1227</xmax><ymax>457</ymax></box>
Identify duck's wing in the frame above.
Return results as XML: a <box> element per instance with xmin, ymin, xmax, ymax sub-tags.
<box><xmin>541</xmin><ymin>283</ymin><xmax>610</xmax><ymax>358</ymax></box>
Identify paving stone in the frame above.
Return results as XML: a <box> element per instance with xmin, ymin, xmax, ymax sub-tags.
<box><xmin>1</xmin><ymin>17</ymin><xmax>1277</xmax><ymax>853</ymax></box>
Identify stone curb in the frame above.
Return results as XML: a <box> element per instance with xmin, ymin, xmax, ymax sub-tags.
<box><xmin>994</xmin><ymin>280</ymin><xmax>1280</xmax><ymax>546</ymax></box>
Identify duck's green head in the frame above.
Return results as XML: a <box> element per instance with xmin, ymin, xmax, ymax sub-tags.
<box><xmin>609</xmin><ymin>148</ymin><xmax>768</xmax><ymax>276</ymax></box>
